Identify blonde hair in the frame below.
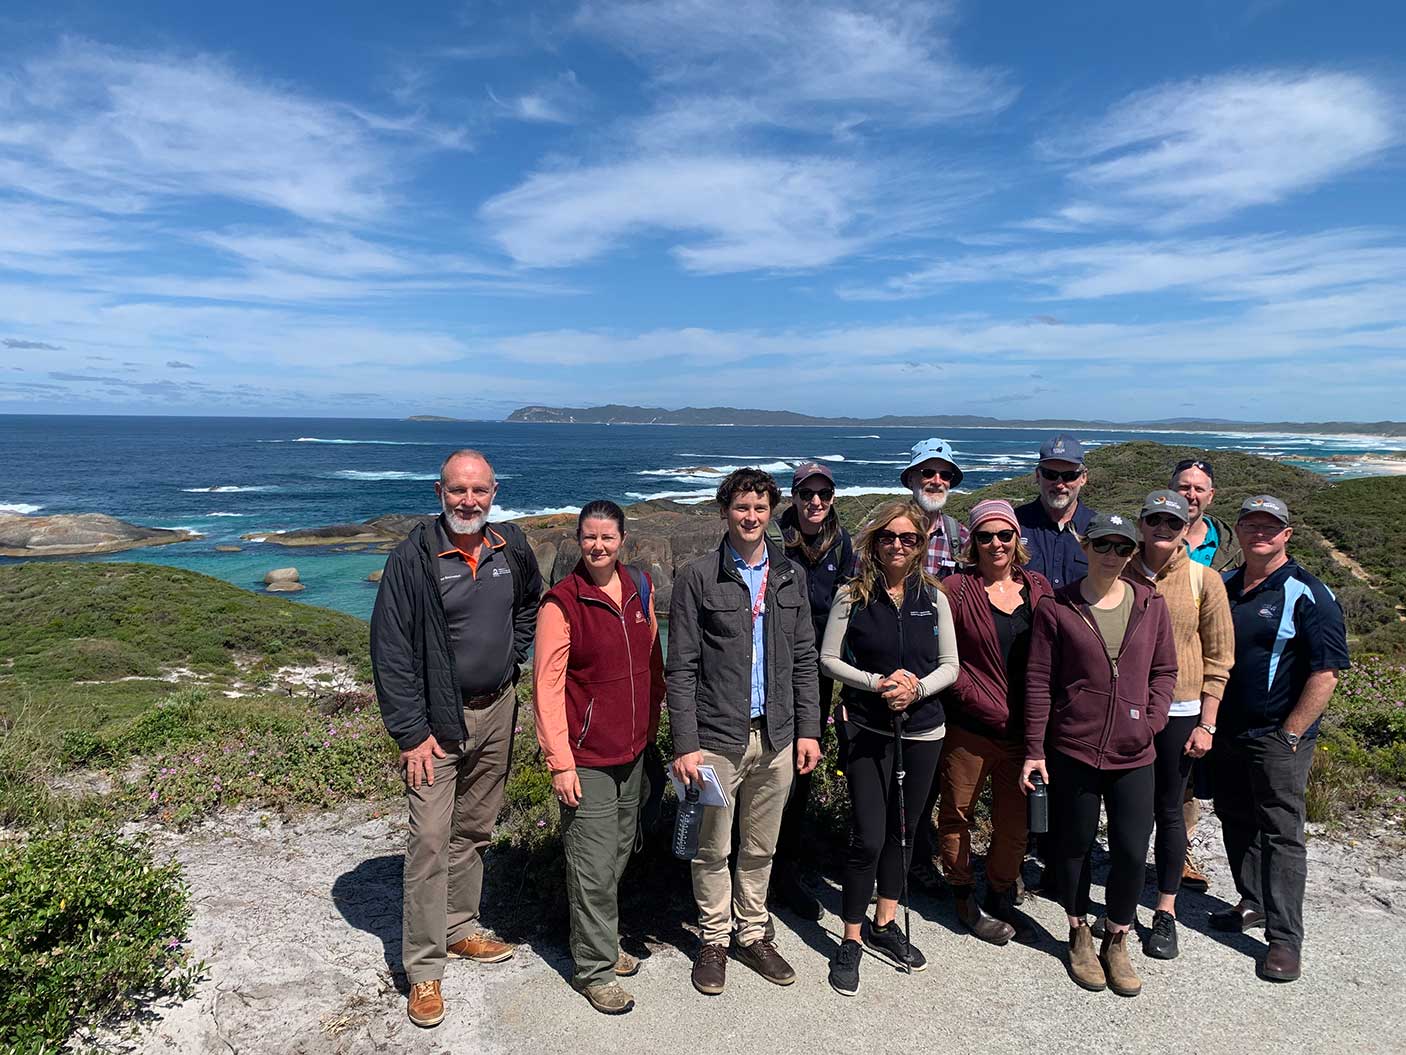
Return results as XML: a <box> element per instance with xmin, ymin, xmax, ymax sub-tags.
<box><xmin>849</xmin><ymin>499</ymin><xmax>938</xmax><ymax>608</ymax></box>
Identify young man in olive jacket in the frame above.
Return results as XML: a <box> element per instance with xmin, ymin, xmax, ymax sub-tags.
<box><xmin>667</xmin><ymin>468</ymin><xmax>823</xmax><ymax>996</ymax></box>
<box><xmin>370</xmin><ymin>449</ymin><xmax>542</xmax><ymax>1028</ymax></box>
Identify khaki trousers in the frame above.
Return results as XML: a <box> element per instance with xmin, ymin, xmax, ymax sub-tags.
<box><xmin>936</xmin><ymin>723</ymin><xmax>1027</xmax><ymax>892</ymax></box>
<box><xmin>694</xmin><ymin>725</ymin><xmax>794</xmax><ymax>947</ymax></box>
<box><xmin>401</xmin><ymin>683</ymin><xmax>516</xmax><ymax>983</ymax></box>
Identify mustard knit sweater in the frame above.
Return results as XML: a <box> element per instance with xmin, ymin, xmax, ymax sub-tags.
<box><xmin>1136</xmin><ymin>545</ymin><xmax>1235</xmax><ymax>702</ymax></box>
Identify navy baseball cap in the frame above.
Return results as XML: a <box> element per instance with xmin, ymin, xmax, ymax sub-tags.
<box><xmin>1039</xmin><ymin>434</ymin><xmax>1086</xmax><ymax>465</ymax></box>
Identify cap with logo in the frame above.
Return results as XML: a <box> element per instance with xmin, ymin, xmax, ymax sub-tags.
<box><xmin>1139</xmin><ymin>490</ymin><xmax>1190</xmax><ymax>524</ymax></box>
<box><xmin>901</xmin><ymin>437</ymin><xmax>964</xmax><ymax>489</ymax></box>
<box><xmin>1038</xmin><ymin>434</ymin><xmax>1086</xmax><ymax>465</ymax></box>
<box><xmin>791</xmin><ymin>461</ymin><xmax>836</xmax><ymax>490</ymax></box>
<box><xmin>1237</xmin><ymin>494</ymin><xmax>1290</xmax><ymax>526</ymax></box>
<box><xmin>1084</xmin><ymin>511</ymin><xmax>1138</xmax><ymax>543</ymax></box>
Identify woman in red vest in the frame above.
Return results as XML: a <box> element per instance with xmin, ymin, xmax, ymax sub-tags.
<box><xmin>533</xmin><ymin>500</ymin><xmax>665</xmax><ymax>1015</ymax></box>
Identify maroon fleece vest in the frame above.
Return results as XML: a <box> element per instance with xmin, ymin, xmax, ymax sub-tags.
<box><xmin>544</xmin><ymin>561</ymin><xmax>655</xmax><ymax>768</ymax></box>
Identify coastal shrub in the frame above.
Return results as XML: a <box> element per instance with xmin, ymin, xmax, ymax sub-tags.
<box><xmin>30</xmin><ymin>637</ymin><xmax>160</xmax><ymax>683</ymax></box>
<box><xmin>0</xmin><ymin>828</ymin><xmax>201</xmax><ymax>1052</ymax></box>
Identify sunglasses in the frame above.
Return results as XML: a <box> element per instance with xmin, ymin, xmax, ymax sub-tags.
<box><xmin>1173</xmin><ymin>458</ymin><xmax>1214</xmax><ymax>480</ymax></box>
<box><xmin>1141</xmin><ymin>513</ymin><xmax>1185</xmax><ymax>530</ymax></box>
<box><xmin>796</xmin><ymin>487</ymin><xmax>834</xmax><ymax>503</ymax></box>
<box><xmin>1038</xmin><ymin>467</ymin><xmax>1084</xmax><ymax>483</ymax></box>
<box><xmin>876</xmin><ymin>530</ymin><xmax>924</xmax><ymax>549</ymax></box>
<box><xmin>917</xmin><ymin>467</ymin><xmax>957</xmax><ymax>483</ymax></box>
<box><xmin>1090</xmin><ymin>538</ymin><xmax>1136</xmax><ymax>557</ymax></box>
<box><xmin>974</xmin><ymin>528</ymin><xmax>1016</xmax><ymax>544</ymax></box>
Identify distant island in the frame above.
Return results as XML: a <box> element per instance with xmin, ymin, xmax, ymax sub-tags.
<box><xmin>405</xmin><ymin>414</ymin><xmax>465</xmax><ymax>422</ymax></box>
<box><xmin>504</xmin><ymin>404</ymin><xmax>1406</xmax><ymax>437</ymax></box>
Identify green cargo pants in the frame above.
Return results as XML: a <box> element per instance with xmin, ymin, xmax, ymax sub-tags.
<box><xmin>560</xmin><ymin>754</ymin><xmax>644</xmax><ymax>988</ymax></box>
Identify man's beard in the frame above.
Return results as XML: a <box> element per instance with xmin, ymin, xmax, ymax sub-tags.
<box><xmin>1044</xmin><ymin>491</ymin><xmax>1074</xmax><ymax>512</ymax></box>
<box><xmin>911</xmin><ymin>488</ymin><xmax>948</xmax><ymax>514</ymax></box>
<box><xmin>443</xmin><ymin>503</ymin><xmax>488</xmax><ymax>535</ymax></box>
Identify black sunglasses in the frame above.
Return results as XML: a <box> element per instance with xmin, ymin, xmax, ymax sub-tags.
<box><xmin>1173</xmin><ymin>458</ymin><xmax>1214</xmax><ymax>480</ymax></box>
<box><xmin>1142</xmin><ymin>513</ymin><xmax>1185</xmax><ymax>530</ymax></box>
<box><xmin>974</xmin><ymin>528</ymin><xmax>1016</xmax><ymax>544</ymax></box>
<box><xmin>1090</xmin><ymin>537</ymin><xmax>1136</xmax><ymax>557</ymax></box>
<box><xmin>875</xmin><ymin>530</ymin><xmax>924</xmax><ymax>549</ymax></box>
<box><xmin>1038</xmin><ymin>466</ymin><xmax>1084</xmax><ymax>483</ymax></box>
<box><xmin>796</xmin><ymin>487</ymin><xmax>834</xmax><ymax>503</ymax></box>
<box><xmin>918</xmin><ymin>466</ymin><xmax>957</xmax><ymax>483</ymax></box>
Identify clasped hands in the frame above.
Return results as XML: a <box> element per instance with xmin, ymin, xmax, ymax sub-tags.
<box><xmin>878</xmin><ymin>668</ymin><xmax>921</xmax><ymax>711</ymax></box>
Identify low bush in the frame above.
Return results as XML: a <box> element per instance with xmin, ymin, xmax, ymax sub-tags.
<box><xmin>0</xmin><ymin>828</ymin><xmax>201</xmax><ymax>1053</ymax></box>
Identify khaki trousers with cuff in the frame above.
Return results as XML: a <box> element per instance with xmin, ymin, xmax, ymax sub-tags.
<box><xmin>401</xmin><ymin>683</ymin><xmax>516</xmax><ymax>984</ymax></box>
<box><xmin>693</xmin><ymin>722</ymin><xmax>795</xmax><ymax>947</ymax></box>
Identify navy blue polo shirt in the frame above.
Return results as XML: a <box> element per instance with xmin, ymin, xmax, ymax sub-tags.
<box><xmin>1015</xmin><ymin>499</ymin><xmax>1095</xmax><ymax>589</ymax></box>
<box><xmin>1220</xmin><ymin>558</ymin><xmax>1351</xmax><ymax>739</ymax></box>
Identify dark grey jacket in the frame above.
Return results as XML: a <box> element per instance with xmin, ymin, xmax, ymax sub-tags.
<box><xmin>666</xmin><ymin>537</ymin><xmax>821</xmax><ymax>755</ymax></box>
<box><xmin>370</xmin><ymin>518</ymin><xmax>541</xmax><ymax>751</ymax></box>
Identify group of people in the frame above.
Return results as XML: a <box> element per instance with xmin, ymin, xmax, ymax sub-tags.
<box><xmin>369</xmin><ymin>437</ymin><xmax>1350</xmax><ymax>1026</ymax></box>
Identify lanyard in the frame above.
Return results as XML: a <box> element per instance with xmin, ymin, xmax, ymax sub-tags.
<box><xmin>750</xmin><ymin>564</ymin><xmax>769</xmax><ymax>619</ymax></box>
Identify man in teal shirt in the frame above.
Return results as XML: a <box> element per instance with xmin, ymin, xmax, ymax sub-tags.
<box><xmin>1172</xmin><ymin>458</ymin><xmax>1241</xmax><ymax>571</ymax></box>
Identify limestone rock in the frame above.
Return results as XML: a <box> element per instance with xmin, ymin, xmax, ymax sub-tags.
<box><xmin>0</xmin><ymin>513</ymin><xmax>197</xmax><ymax>557</ymax></box>
<box><xmin>265</xmin><ymin>581</ymin><xmax>305</xmax><ymax>593</ymax></box>
<box><xmin>264</xmin><ymin>568</ymin><xmax>300</xmax><ymax>585</ymax></box>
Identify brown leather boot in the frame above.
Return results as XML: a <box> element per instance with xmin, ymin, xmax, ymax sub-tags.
<box><xmin>1067</xmin><ymin>922</ymin><xmax>1106</xmax><ymax>992</ymax></box>
<box><xmin>954</xmin><ymin>888</ymin><xmax>1015</xmax><ymax>945</ymax></box>
<box><xmin>407</xmin><ymin>979</ymin><xmax>444</xmax><ymax>1027</ymax></box>
<box><xmin>1099</xmin><ymin>928</ymin><xmax>1142</xmax><ymax>997</ymax></box>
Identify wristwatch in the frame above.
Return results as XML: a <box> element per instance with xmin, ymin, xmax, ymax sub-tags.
<box><xmin>1281</xmin><ymin>728</ymin><xmax>1301</xmax><ymax>751</ymax></box>
<box><xmin>1197</xmin><ymin>722</ymin><xmax>1216</xmax><ymax>735</ymax></box>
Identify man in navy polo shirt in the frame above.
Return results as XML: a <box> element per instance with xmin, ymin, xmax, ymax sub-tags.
<box><xmin>1211</xmin><ymin>495</ymin><xmax>1350</xmax><ymax>984</ymax></box>
<box><xmin>1015</xmin><ymin>434</ymin><xmax>1097</xmax><ymax>590</ymax></box>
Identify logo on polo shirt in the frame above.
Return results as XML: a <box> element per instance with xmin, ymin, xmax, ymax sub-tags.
<box><xmin>440</xmin><ymin>573</ymin><xmax>463</xmax><ymax>583</ymax></box>
<box><xmin>491</xmin><ymin>566</ymin><xmax>511</xmax><ymax>578</ymax></box>
<box><xmin>1259</xmin><ymin>603</ymin><xmax>1279</xmax><ymax>619</ymax></box>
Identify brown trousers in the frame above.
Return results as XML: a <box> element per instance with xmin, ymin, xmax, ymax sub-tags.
<box><xmin>401</xmin><ymin>684</ymin><xmax>516</xmax><ymax>984</ymax></box>
<box><xmin>936</xmin><ymin>722</ymin><xmax>1027</xmax><ymax>892</ymax></box>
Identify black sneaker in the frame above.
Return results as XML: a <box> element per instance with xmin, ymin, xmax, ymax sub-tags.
<box><xmin>1144</xmin><ymin>910</ymin><xmax>1179</xmax><ymax>960</ymax></box>
<box><xmin>864</xmin><ymin>918</ymin><xmax>927</xmax><ymax>972</ymax></box>
<box><xmin>828</xmin><ymin>938</ymin><xmax>862</xmax><ymax>997</ymax></box>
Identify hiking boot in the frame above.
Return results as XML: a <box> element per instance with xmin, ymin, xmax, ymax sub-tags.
<box><xmin>573</xmin><ymin>980</ymin><xmax>635</xmax><ymax>1014</ymax></box>
<box><xmin>1066</xmin><ymin>922</ymin><xmax>1106</xmax><ymax>992</ymax></box>
<box><xmin>864</xmin><ymin>918</ymin><xmax>927</xmax><ymax>972</ymax></box>
<box><xmin>691</xmin><ymin>943</ymin><xmax>728</xmax><ymax>995</ymax></box>
<box><xmin>733</xmin><ymin>938</ymin><xmax>797</xmax><ymax>986</ymax></box>
<box><xmin>828</xmin><ymin>938</ymin><xmax>863</xmax><ymax>997</ymax></box>
<box><xmin>407</xmin><ymin>979</ymin><xmax>444</xmax><ymax>1028</ymax></box>
<box><xmin>1210</xmin><ymin>901</ymin><xmax>1265</xmax><ymax>933</ymax></box>
<box><xmin>983</xmin><ymin>885</ymin><xmax>1037</xmax><ymax>944</ymax></box>
<box><xmin>1144</xmin><ymin>910</ymin><xmax>1179</xmax><ymax>960</ymax></box>
<box><xmin>446</xmin><ymin>932</ymin><xmax>514</xmax><ymax>963</ymax></box>
<box><xmin>772</xmin><ymin>865</ymin><xmax>823</xmax><ymax>921</ymax></box>
<box><xmin>614</xmin><ymin>951</ymin><xmax>640</xmax><ymax>977</ymax></box>
<box><xmin>1259</xmin><ymin>942</ymin><xmax>1301</xmax><ymax>983</ymax></box>
<box><xmin>909</xmin><ymin>859</ymin><xmax>945</xmax><ymax>895</ymax></box>
<box><xmin>1099</xmin><ymin>929</ymin><xmax>1142</xmax><ymax>997</ymax></box>
<box><xmin>1181</xmin><ymin>853</ymin><xmax>1210</xmax><ymax>893</ymax></box>
<box><xmin>953</xmin><ymin>886</ymin><xmax>1014</xmax><ymax>945</ymax></box>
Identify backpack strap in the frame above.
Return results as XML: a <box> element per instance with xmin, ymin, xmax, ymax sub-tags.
<box><xmin>623</xmin><ymin>563</ymin><xmax>651</xmax><ymax>616</ymax></box>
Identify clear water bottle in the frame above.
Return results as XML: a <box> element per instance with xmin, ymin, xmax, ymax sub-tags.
<box><xmin>1028</xmin><ymin>771</ymin><xmax>1049</xmax><ymax>835</ymax></box>
<box><xmin>673</xmin><ymin>784</ymin><xmax>703</xmax><ymax>861</ymax></box>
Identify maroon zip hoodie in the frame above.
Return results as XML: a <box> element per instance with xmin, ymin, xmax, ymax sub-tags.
<box><xmin>1024</xmin><ymin>576</ymin><xmax>1178</xmax><ymax>770</ymax></box>
<box><xmin>941</xmin><ymin>565</ymin><xmax>1053</xmax><ymax>740</ymax></box>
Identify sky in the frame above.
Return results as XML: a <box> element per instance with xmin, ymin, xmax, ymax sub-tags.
<box><xmin>1</xmin><ymin>0</ymin><xmax>1403</xmax><ymax>422</ymax></box>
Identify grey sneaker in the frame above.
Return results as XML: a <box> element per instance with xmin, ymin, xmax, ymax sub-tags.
<box><xmin>573</xmin><ymin>980</ymin><xmax>635</xmax><ymax>1014</ymax></box>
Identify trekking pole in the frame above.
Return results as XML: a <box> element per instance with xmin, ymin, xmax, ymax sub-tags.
<box><xmin>893</xmin><ymin>711</ymin><xmax>912</xmax><ymax>974</ymax></box>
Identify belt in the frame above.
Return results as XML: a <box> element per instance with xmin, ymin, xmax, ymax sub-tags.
<box><xmin>463</xmin><ymin>680</ymin><xmax>512</xmax><ymax>709</ymax></box>
<box><xmin>749</xmin><ymin>716</ymin><xmax>765</xmax><ymax>729</ymax></box>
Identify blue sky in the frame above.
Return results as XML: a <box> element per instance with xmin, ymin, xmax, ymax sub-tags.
<box><xmin>1</xmin><ymin>0</ymin><xmax>1403</xmax><ymax>421</ymax></box>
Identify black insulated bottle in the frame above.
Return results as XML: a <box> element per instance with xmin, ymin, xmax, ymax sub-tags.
<box><xmin>673</xmin><ymin>785</ymin><xmax>703</xmax><ymax>860</ymax></box>
<box><xmin>1027</xmin><ymin>771</ymin><xmax>1049</xmax><ymax>834</ymax></box>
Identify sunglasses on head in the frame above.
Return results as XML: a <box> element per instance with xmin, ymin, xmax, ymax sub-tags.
<box><xmin>796</xmin><ymin>487</ymin><xmax>834</xmax><ymax>503</ymax></box>
<box><xmin>974</xmin><ymin>528</ymin><xmax>1016</xmax><ymax>544</ymax></box>
<box><xmin>918</xmin><ymin>466</ymin><xmax>957</xmax><ymax>483</ymax></box>
<box><xmin>875</xmin><ymin>529</ymin><xmax>923</xmax><ymax>549</ymax></box>
<box><xmin>1090</xmin><ymin>537</ymin><xmax>1136</xmax><ymax>557</ymax></box>
<box><xmin>1173</xmin><ymin>458</ymin><xmax>1214</xmax><ymax>480</ymax></box>
<box><xmin>1038</xmin><ymin>466</ymin><xmax>1084</xmax><ymax>483</ymax></box>
<box><xmin>1142</xmin><ymin>513</ymin><xmax>1185</xmax><ymax>530</ymax></box>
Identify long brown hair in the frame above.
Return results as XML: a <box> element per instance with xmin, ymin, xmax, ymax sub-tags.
<box><xmin>849</xmin><ymin>499</ymin><xmax>937</xmax><ymax>608</ymax></box>
<box><xmin>780</xmin><ymin>502</ymin><xmax>841</xmax><ymax>564</ymax></box>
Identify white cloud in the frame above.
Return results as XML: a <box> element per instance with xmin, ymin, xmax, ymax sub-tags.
<box><xmin>1046</xmin><ymin>71</ymin><xmax>1397</xmax><ymax>228</ymax></box>
<box><xmin>489</xmin><ymin>72</ymin><xmax>588</xmax><ymax>124</ymax></box>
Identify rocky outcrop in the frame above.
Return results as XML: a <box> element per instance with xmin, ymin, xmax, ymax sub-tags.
<box><xmin>214</xmin><ymin>544</ymin><xmax>242</xmax><ymax>553</ymax></box>
<box><xmin>242</xmin><ymin>514</ymin><xmax>428</xmax><ymax>547</ymax></box>
<box><xmin>264</xmin><ymin>568</ymin><xmax>300</xmax><ymax>585</ymax></box>
<box><xmin>265</xmin><ymin>582</ymin><xmax>305</xmax><ymax>593</ymax></box>
<box><xmin>367</xmin><ymin>569</ymin><xmax>383</xmax><ymax>583</ymax></box>
<box><xmin>0</xmin><ymin>514</ymin><xmax>198</xmax><ymax>557</ymax></box>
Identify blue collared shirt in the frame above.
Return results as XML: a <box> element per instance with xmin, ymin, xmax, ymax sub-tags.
<box><xmin>728</xmin><ymin>542</ymin><xmax>768</xmax><ymax>719</ymax></box>
<box><xmin>1185</xmin><ymin>517</ymin><xmax>1219</xmax><ymax>568</ymax></box>
<box><xmin>1015</xmin><ymin>499</ymin><xmax>1095</xmax><ymax>589</ymax></box>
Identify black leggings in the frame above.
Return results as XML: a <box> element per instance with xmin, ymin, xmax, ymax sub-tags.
<box><xmin>1153</xmin><ymin>714</ymin><xmax>1199</xmax><ymax>896</ymax></box>
<box><xmin>841</xmin><ymin>723</ymin><xmax>942</xmax><ymax>925</ymax></box>
<box><xmin>1049</xmin><ymin>751</ymin><xmax>1155</xmax><ymax>927</ymax></box>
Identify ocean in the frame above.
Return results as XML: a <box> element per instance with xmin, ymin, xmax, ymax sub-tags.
<box><xmin>3</xmin><ymin>415</ymin><xmax>1401</xmax><ymax>620</ymax></box>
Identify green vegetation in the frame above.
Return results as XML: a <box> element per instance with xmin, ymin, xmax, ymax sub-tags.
<box><xmin>0</xmin><ymin>828</ymin><xmax>201</xmax><ymax>1053</ymax></box>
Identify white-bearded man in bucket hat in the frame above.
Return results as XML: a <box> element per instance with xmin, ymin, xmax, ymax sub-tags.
<box><xmin>900</xmin><ymin>437</ymin><xmax>968</xmax><ymax>583</ymax></box>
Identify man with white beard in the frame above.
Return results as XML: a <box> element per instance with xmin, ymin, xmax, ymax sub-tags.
<box><xmin>900</xmin><ymin>437</ymin><xmax>968</xmax><ymax>582</ymax></box>
<box><xmin>371</xmin><ymin>448</ymin><xmax>543</xmax><ymax>1029</ymax></box>
<box><xmin>1015</xmin><ymin>435</ymin><xmax>1098</xmax><ymax>590</ymax></box>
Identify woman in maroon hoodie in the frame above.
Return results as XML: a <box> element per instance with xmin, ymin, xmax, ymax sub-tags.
<box><xmin>1022</xmin><ymin>512</ymin><xmax>1177</xmax><ymax>999</ymax></box>
<box><xmin>938</xmin><ymin>499</ymin><xmax>1052</xmax><ymax>946</ymax></box>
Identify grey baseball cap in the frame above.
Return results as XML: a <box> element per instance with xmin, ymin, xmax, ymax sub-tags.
<box><xmin>1237</xmin><ymin>494</ymin><xmax>1290</xmax><ymax>525</ymax></box>
<box><xmin>1039</xmin><ymin>434</ymin><xmax>1086</xmax><ymax>465</ymax></box>
<box><xmin>1140</xmin><ymin>490</ymin><xmax>1190</xmax><ymax>523</ymax></box>
<box><xmin>1084</xmin><ymin>511</ymin><xmax>1138</xmax><ymax>543</ymax></box>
